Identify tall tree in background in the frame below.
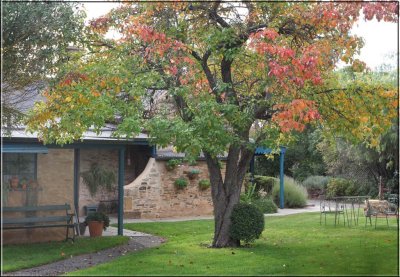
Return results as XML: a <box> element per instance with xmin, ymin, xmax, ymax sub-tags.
<box><xmin>1</xmin><ymin>1</ymin><xmax>85</xmax><ymax>128</ymax></box>
<box><xmin>27</xmin><ymin>2</ymin><xmax>398</xmax><ymax>247</ymax></box>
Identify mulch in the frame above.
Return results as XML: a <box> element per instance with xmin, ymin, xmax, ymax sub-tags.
<box><xmin>4</xmin><ymin>235</ymin><xmax>165</xmax><ymax>276</ymax></box>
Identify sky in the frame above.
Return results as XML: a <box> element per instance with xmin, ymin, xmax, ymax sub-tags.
<box><xmin>82</xmin><ymin>2</ymin><xmax>398</xmax><ymax>71</ymax></box>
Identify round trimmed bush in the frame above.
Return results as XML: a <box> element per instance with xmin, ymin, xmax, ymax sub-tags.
<box><xmin>229</xmin><ymin>203</ymin><xmax>265</xmax><ymax>244</ymax></box>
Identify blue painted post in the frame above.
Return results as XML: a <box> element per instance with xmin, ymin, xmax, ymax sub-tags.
<box><xmin>151</xmin><ymin>145</ymin><xmax>157</xmax><ymax>158</ymax></box>
<box><xmin>118</xmin><ymin>147</ymin><xmax>125</xmax><ymax>236</ymax></box>
<box><xmin>250</xmin><ymin>155</ymin><xmax>255</xmax><ymax>185</ymax></box>
<box><xmin>73</xmin><ymin>149</ymin><xmax>80</xmax><ymax>214</ymax></box>
<box><xmin>279</xmin><ymin>147</ymin><xmax>286</xmax><ymax>209</ymax></box>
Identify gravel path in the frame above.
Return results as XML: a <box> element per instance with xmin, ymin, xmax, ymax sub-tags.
<box><xmin>4</xmin><ymin>235</ymin><xmax>165</xmax><ymax>276</ymax></box>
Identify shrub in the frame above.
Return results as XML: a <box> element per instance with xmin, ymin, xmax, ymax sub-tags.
<box><xmin>229</xmin><ymin>203</ymin><xmax>265</xmax><ymax>244</ymax></box>
<box><xmin>271</xmin><ymin>176</ymin><xmax>308</xmax><ymax>208</ymax></box>
<box><xmin>302</xmin><ymin>175</ymin><xmax>331</xmax><ymax>198</ymax></box>
<box><xmin>84</xmin><ymin>212</ymin><xmax>110</xmax><ymax>230</ymax></box>
<box><xmin>326</xmin><ymin>178</ymin><xmax>358</xmax><ymax>198</ymax></box>
<box><xmin>166</xmin><ymin>159</ymin><xmax>182</xmax><ymax>171</ymax></box>
<box><xmin>252</xmin><ymin>197</ymin><xmax>278</xmax><ymax>214</ymax></box>
<box><xmin>253</xmin><ymin>175</ymin><xmax>277</xmax><ymax>195</ymax></box>
<box><xmin>198</xmin><ymin>179</ymin><xmax>211</xmax><ymax>190</ymax></box>
<box><xmin>174</xmin><ymin>177</ymin><xmax>188</xmax><ymax>189</ymax></box>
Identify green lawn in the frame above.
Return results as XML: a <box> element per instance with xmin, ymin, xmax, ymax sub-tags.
<box><xmin>2</xmin><ymin>236</ymin><xmax>129</xmax><ymax>273</ymax></box>
<box><xmin>69</xmin><ymin>213</ymin><xmax>399</xmax><ymax>276</ymax></box>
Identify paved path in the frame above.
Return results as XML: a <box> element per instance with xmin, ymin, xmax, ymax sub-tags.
<box><xmin>4</xmin><ymin>236</ymin><xmax>165</xmax><ymax>276</ymax></box>
<box><xmin>5</xmin><ymin>200</ymin><xmax>321</xmax><ymax>276</ymax></box>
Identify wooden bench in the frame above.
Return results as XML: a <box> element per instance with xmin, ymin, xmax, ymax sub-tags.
<box><xmin>3</xmin><ymin>203</ymin><xmax>76</xmax><ymax>241</ymax></box>
<box><xmin>364</xmin><ymin>199</ymin><xmax>399</xmax><ymax>228</ymax></box>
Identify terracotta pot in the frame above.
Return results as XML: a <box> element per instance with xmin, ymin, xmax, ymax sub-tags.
<box><xmin>10</xmin><ymin>177</ymin><xmax>19</xmax><ymax>189</ymax></box>
<box><xmin>88</xmin><ymin>221</ymin><xmax>104</xmax><ymax>237</ymax></box>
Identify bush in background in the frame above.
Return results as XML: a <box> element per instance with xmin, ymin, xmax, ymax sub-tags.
<box><xmin>229</xmin><ymin>203</ymin><xmax>265</xmax><ymax>244</ymax></box>
<box><xmin>326</xmin><ymin>178</ymin><xmax>358</xmax><ymax>198</ymax></box>
<box><xmin>302</xmin><ymin>175</ymin><xmax>331</xmax><ymax>198</ymax></box>
<box><xmin>252</xmin><ymin>198</ymin><xmax>278</xmax><ymax>214</ymax></box>
<box><xmin>272</xmin><ymin>176</ymin><xmax>308</xmax><ymax>208</ymax></box>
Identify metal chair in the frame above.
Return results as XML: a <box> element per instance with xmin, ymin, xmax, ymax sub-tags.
<box><xmin>320</xmin><ymin>196</ymin><xmax>345</xmax><ymax>226</ymax></box>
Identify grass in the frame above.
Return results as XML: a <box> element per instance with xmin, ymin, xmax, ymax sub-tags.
<box><xmin>69</xmin><ymin>213</ymin><xmax>399</xmax><ymax>276</ymax></box>
<box><xmin>2</xmin><ymin>236</ymin><xmax>129</xmax><ymax>273</ymax></box>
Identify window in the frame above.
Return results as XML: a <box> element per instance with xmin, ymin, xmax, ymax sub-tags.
<box><xmin>3</xmin><ymin>153</ymin><xmax>37</xmax><ymax>187</ymax></box>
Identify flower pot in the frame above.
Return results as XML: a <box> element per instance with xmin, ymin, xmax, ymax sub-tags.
<box><xmin>88</xmin><ymin>221</ymin><xmax>104</xmax><ymax>237</ymax></box>
<box><xmin>10</xmin><ymin>177</ymin><xmax>19</xmax><ymax>189</ymax></box>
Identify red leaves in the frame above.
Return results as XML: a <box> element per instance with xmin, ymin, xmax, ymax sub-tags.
<box><xmin>363</xmin><ymin>2</ymin><xmax>399</xmax><ymax>22</ymax></box>
<box><xmin>273</xmin><ymin>99</ymin><xmax>321</xmax><ymax>132</ymax></box>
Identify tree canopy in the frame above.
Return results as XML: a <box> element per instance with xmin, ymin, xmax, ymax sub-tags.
<box><xmin>2</xmin><ymin>1</ymin><xmax>85</xmax><ymax>128</ymax></box>
<box><xmin>26</xmin><ymin>1</ymin><xmax>398</xmax><ymax>247</ymax></box>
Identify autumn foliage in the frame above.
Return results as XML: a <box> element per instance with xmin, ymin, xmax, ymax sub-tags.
<box><xmin>27</xmin><ymin>1</ymin><xmax>398</xmax><ymax>247</ymax></box>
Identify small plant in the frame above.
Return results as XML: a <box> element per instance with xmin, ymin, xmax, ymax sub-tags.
<box><xmin>81</xmin><ymin>163</ymin><xmax>116</xmax><ymax>197</ymax></box>
<box><xmin>174</xmin><ymin>177</ymin><xmax>188</xmax><ymax>189</ymax></box>
<box><xmin>166</xmin><ymin>159</ymin><xmax>182</xmax><ymax>171</ymax></box>
<box><xmin>187</xmin><ymin>168</ymin><xmax>201</xmax><ymax>179</ymax></box>
<box><xmin>229</xmin><ymin>203</ymin><xmax>265</xmax><ymax>244</ymax></box>
<box><xmin>253</xmin><ymin>176</ymin><xmax>278</xmax><ymax>195</ymax></box>
<box><xmin>198</xmin><ymin>179</ymin><xmax>211</xmax><ymax>190</ymax></box>
<box><xmin>240</xmin><ymin>183</ymin><xmax>257</xmax><ymax>204</ymax></box>
<box><xmin>84</xmin><ymin>212</ymin><xmax>110</xmax><ymax>230</ymax></box>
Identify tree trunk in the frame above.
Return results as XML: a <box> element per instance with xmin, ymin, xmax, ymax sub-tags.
<box><xmin>204</xmin><ymin>145</ymin><xmax>254</xmax><ymax>248</ymax></box>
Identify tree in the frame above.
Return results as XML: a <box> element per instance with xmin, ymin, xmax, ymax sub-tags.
<box><xmin>26</xmin><ymin>2</ymin><xmax>398</xmax><ymax>247</ymax></box>
<box><xmin>2</xmin><ymin>1</ymin><xmax>85</xmax><ymax>129</ymax></box>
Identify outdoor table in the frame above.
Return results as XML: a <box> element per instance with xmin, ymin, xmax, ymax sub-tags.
<box><xmin>332</xmin><ymin>196</ymin><xmax>369</xmax><ymax>227</ymax></box>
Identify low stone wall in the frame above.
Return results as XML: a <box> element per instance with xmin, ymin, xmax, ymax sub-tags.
<box><xmin>124</xmin><ymin>158</ymin><xmax>223</xmax><ymax>218</ymax></box>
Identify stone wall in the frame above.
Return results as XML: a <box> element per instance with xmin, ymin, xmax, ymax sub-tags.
<box><xmin>3</xmin><ymin>149</ymin><xmax>74</xmax><ymax>244</ymax></box>
<box><xmin>124</xmin><ymin>158</ymin><xmax>226</xmax><ymax>219</ymax></box>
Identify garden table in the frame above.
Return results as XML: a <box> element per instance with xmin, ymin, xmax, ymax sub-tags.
<box><xmin>332</xmin><ymin>196</ymin><xmax>369</xmax><ymax>227</ymax></box>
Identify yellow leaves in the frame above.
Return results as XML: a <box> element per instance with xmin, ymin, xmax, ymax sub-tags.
<box><xmin>65</xmin><ymin>96</ymin><xmax>72</xmax><ymax>103</ymax></box>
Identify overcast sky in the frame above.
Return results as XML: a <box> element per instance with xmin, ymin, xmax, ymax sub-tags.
<box><xmin>83</xmin><ymin>2</ymin><xmax>398</xmax><ymax>71</ymax></box>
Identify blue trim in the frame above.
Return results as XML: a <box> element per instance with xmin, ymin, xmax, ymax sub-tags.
<box><xmin>118</xmin><ymin>147</ymin><xmax>125</xmax><ymax>236</ymax></box>
<box><xmin>253</xmin><ymin>146</ymin><xmax>287</xmax><ymax>209</ymax></box>
<box><xmin>279</xmin><ymin>150</ymin><xmax>285</xmax><ymax>209</ymax></box>
<box><xmin>2</xmin><ymin>144</ymin><xmax>48</xmax><ymax>154</ymax></box>
<box><xmin>74</xmin><ymin>149</ymin><xmax>80</xmax><ymax>215</ymax></box>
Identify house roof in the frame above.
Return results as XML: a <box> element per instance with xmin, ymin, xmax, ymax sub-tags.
<box><xmin>2</xmin><ymin>124</ymin><xmax>149</xmax><ymax>144</ymax></box>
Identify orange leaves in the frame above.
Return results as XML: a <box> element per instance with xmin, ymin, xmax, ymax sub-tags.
<box><xmin>273</xmin><ymin>99</ymin><xmax>321</xmax><ymax>132</ymax></box>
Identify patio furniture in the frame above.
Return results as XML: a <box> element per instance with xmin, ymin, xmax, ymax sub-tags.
<box><xmin>365</xmin><ymin>199</ymin><xmax>399</xmax><ymax>228</ymax></box>
<box><xmin>3</xmin><ymin>203</ymin><xmax>76</xmax><ymax>241</ymax></box>
<box><xmin>320</xmin><ymin>196</ymin><xmax>345</xmax><ymax>226</ymax></box>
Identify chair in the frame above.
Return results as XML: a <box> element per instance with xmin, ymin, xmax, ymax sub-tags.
<box><xmin>320</xmin><ymin>197</ymin><xmax>345</xmax><ymax>226</ymax></box>
<box><xmin>365</xmin><ymin>199</ymin><xmax>398</xmax><ymax>228</ymax></box>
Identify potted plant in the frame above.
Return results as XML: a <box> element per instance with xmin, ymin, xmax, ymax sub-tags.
<box><xmin>198</xmin><ymin>179</ymin><xmax>211</xmax><ymax>190</ymax></box>
<box><xmin>10</xmin><ymin>176</ymin><xmax>19</xmax><ymax>189</ymax></box>
<box><xmin>186</xmin><ymin>168</ymin><xmax>201</xmax><ymax>180</ymax></box>
<box><xmin>81</xmin><ymin>163</ymin><xmax>116</xmax><ymax>197</ymax></box>
<box><xmin>174</xmin><ymin>177</ymin><xmax>188</xmax><ymax>190</ymax></box>
<box><xmin>20</xmin><ymin>178</ymin><xmax>28</xmax><ymax>190</ymax></box>
<box><xmin>84</xmin><ymin>211</ymin><xmax>110</xmax><ymax>237</ymax></box>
